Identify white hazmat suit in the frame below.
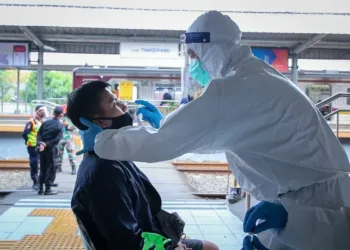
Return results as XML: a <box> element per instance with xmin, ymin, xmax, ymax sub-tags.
<box><xmin>95</xmin><ymin>11</ymin><xmax>350</xmax><ymax>249</ymax></box>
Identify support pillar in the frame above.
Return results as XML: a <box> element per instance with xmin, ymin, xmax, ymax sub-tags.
<box><xmin>1</xmin><ymin>87</ymin><xmax>4</xmax><ymax>113</ymax></box>
<box><xmin>291</xmin><ymin>54</ymin><xmax>298</xmax><ymax>84</ymax></box>
<box><xmin>15</xmin><ymin>69</ymin><xmax>20</xmax><ymax>114</ymax></box>
<box><xmin>37</xmin><ymin>48</ymin><xmax>44</xmax><ymax>100</ymax></box>
<box><xmin>181</xmin><ymin>44</ymin><xmax>190</xmax><ymax>98</ymax></box>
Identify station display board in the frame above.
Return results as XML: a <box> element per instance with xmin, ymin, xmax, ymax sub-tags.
<box><xmin>0</xmin><ymin>42</ymin><xmax>30</xmax><ymax>68</ymax></box>
<box><xmin>119</xmin><ymin>81</ymin><xmax>134</xmax><ymax>101</ymax></box>
<box><xmin>120</xmin><ymin>42</ymin><xmax>179</xmax><ymax>59</ymax></box>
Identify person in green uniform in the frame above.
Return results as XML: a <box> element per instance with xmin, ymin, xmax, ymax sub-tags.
<box><xmin>57</xmin><ymin>107</ymin><xmax>77</xmax><ymax>175</ymax></box>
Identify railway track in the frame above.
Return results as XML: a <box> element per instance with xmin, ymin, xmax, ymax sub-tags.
<box><xmin>172</xmin><ymin>161</ymin><xmax>233</xmax><ymax>199</ymax></box>
<box><xmin>0</xmin><ymin>160</ymin><xmax>237</xmax><ymax>201</ymax></box>
<box><xmin>172</xmin><ymin>161</ymin><xmax>230</xmax><ymax>173</ymax></box>
<box><xmin>172</xmin><ymin>161</ymin><xmax>231</xmax><ymax>199</ymax></box>
<box><xmin>0</xmin><ymin>159</ymin><xmax>29</xmax><ymax>170</ymax></box>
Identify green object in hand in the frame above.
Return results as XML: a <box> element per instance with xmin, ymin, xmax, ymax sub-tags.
<box><xmin>142</xmin><ymin>232</ymin><xmax>171</xmax><ymax>250</ymax></box>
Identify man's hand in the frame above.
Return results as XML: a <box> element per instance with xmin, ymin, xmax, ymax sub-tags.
<box><xmin>174</xmin><ymin>242</ymin><xmax>192</xmax><ymax>250</ymax></box>
<box><xmin>39</xmin><ymin>142</ymin><xmax>46</xmax><ymax>152</ymax></box>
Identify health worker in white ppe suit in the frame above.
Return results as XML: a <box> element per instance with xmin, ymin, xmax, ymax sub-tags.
<box><xmin>78</xmin><ymin>11</ymin><xmax>350</xmax><ymax>250</ymax></box>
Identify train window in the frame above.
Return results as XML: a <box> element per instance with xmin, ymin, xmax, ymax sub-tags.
<box><xmin>82</xmin><ymin>79</ymin><xmax>99</xmax><ymax>85</ymax></box>
<box><xmin>305</xmin><ymin>84</ymin><xmax>331</xmax><ymax>103</ymax></box>
<box><xmin>347</xmin><ymin>88</ymin><xmax>350</xmax><ymax>105</ymax></box>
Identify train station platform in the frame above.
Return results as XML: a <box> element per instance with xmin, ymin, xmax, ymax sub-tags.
<box><xmin>0</xmin><ymin>115</ymin><xmax>349</xmax><ymax>249</ymax></box>
<box><xmin>0</xmin><ymin>200</ymin><xmax>243</xmax><ymax>250</ymax></box>
<box><xmin>0</xmin><ymin>155</ymin><xmax>245</xmax><ymax>249</ymax></box>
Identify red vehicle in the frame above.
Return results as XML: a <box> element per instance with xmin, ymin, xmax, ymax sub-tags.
<box><xmin>73</xmin><ymin>67</ymin><xmax>350</xmax><ymax>113</ymax></box>
<box><xmin>72</xmin><ymin>67</ymin><xmax>181</xmax><ymax>90</ymax></box>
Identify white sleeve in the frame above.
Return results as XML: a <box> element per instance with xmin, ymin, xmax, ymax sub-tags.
<box><xmin>94</xmin><ymin>80</ymin><xmax>223</xmax><ymax>162</ymax></box>
<box><xmin>276</xmin><ymin>205</ymin><xmax>350</xmax><ymax>249</ymax></box>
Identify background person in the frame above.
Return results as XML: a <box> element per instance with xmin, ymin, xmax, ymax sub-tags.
<box><xmin>22</xmin><ymin>105</ymin><xmax>46</xmax><ymax>190</ymax></box>
<box><xmin>37</xmin><ymin>106</ymin><xmax>64</xmax><ymax>195</ymax></box>
<box><xmin>57</xmin><ymin>105</ymin><xmax>77</xmax><ymax>175</ymax></box>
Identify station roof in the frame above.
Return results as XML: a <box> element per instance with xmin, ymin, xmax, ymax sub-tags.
<box><xmin>0</xmin><ymin>3</ymin><xmax>350</xmax><ymax>60</ymax></box>
<box><xmin>1</xmin><ymin>3</ymin><xmax>350</xmax><ymax>34</ymax></box>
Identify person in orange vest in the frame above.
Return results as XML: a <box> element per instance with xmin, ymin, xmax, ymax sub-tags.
<box><xmin>22</xmin><ymin>105</ymin><xmax>46</xmax><ymax>191</ymax></box>
<box><xmin>114</xmin><ymin>83</ymin><xmax>119</xmax><ymax>98</ymax></box>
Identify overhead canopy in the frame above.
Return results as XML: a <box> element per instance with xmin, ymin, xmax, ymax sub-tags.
<box><xmin>0</xmin><ymin>3</ymin><xmax>349</xmax><ymax>60</ymax></box>
<box><xmin>1</xmin><ymin>4</ymin><xmax>350</xmax><ymax>34</ymax></box>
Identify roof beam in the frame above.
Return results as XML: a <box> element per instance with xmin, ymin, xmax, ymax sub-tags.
<box><xmin>18</xmin><ymin>26</ymin><xmax>56</xmax><ymax>51</ymax></box>
<box><xmin>0</xmin><ymin>32</ymin><xmax>349</xmax><ymax>57</ymax></box>
<box><xmin>292</xmin><ymin>34</ymin><xmax>328</xmax><ymax>54</ymax></box>
<box><xmin>0</xmin><ymin>32</ymin><xmax>316</xmax><ymax>47</ymax></box>
<box><xmin>0</xmin><ymin>33</ymin><xmax>348</xmax><ymax>50</ymax></box>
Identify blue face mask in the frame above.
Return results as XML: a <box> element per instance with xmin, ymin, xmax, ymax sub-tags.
<box><xmin>189</xmin><ymin>60</ymin><xmax>212</xmax><ymax>87</ymax></box>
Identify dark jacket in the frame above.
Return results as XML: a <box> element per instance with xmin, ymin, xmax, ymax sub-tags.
<box><xmin>71</xmin><ymin>152</ymin><xmax>169</xmax><ymax>250</ymax></box>
<box><xmin>37</xmin><ymin>118</ymin><xmax>64</xmax><ymax>148</ymax></box>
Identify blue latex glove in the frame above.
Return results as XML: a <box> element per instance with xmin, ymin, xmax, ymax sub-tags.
<box><xmin>241</xmin><ymin>235</ymin><xmax>269</xmax><ymax>250</ymax></box>
<box><xmin>135</xmin><ymin>100</ymin><xmax>163</xmax><ymax>129</ymax></box>
<box><xmin>243</xmin><ymin>201</ymin><xmax>288</xmax><ymax>234</ymax></box>
<box><xmin>76</xmin><ymin>118</ymin><xmax>103</xmax><ymax>155</ymax></box>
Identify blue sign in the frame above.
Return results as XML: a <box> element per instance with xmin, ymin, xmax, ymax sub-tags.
<box><xmin>251</xmin><ymin>48</ymin><xmax>289</xmax><ymax>73</ymax></box>
<box><xmin>252</xmin><ymin>48</ymin><xmax>276</xmax><ymax>64</ymax></box>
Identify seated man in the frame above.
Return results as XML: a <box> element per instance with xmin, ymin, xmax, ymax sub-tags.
<box><xmin>67</xmin><ymin>81</ymin><xmax>218</xmax><ymax>250</ymax></box>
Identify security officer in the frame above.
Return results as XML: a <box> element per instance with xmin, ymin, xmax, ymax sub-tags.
<box><xmin>37</xmin><ymin>106</ymin><xmax>64</xmax><ymax>195</ymax></box>
<box><xmin>22</xmin><ymin>105</ymin><xmax>46</xmax><ymax>190</ymax></box>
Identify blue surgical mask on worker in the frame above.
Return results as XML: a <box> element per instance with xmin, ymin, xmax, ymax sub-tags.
<box><xmin>189</xmin><ymin>60</ymin><xmax>212</xmax><ymax>87</ymax></box>
<box><xmin>94</xmin><ymin>112</ymin><xmax>133</xmax><ymax>130</ymax></box>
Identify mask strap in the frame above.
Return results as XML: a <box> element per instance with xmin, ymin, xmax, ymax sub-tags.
<box><xmin>92</xmin><ymin>117</ymin><xmax>113</xmax><ymax>120</ymax></box>
<box><xmin>92</xmin><ymin>113</ymin><xmax>129</xmax><ymax>121</ymax></box>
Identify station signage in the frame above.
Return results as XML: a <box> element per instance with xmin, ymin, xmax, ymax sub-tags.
<box><xmin>120</xmin><ymin>42</ymin><xmax>179</xmax><ymax>59</ymax></box>
<box><xmin>251</xmin><ymin>48</ymin><xmax>289</xmax><ymax>73</ymax></box>
<box><xmin>0</xmin><ymin>42</ymin><xmax>29</xmax><ymax>68</ymax></box>
<box><xmin>119</xmin><ymin>81</ymin><xmax>134</xmax><ymax>101</ymax></box>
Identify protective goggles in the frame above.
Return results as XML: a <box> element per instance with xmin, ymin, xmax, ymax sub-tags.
<box><xmin>180</xmin><ymin>32</ymin><xmax>211</xmax><ymax>44</ymax></box>
<box><xmin>180</xmin><ymin>32</ymin><xmax>211</xmax><ymax>59</ymax></box>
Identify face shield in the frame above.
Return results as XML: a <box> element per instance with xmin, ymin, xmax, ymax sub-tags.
<box><xmin>180</xmin><ymin>32</ymin><xmax>212</xmax><ymax>103</ymax></box>
<box><xmin>34</xmin><ymin>106</ymin><xmax>48</xmax><ymax>119</ymax></box>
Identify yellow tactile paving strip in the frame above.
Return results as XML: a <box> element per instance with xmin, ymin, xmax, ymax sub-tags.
<box><xmin>46</xmin><ymin>216</ymin><xmax>79</xmax><ymax>235</ymax></box>
<box><xmin>0</xmin><ymin>209</ymin><xmax>84</xmax><ymax>250</ymax></box>
<box><xmin>9</xmin><ymin>235</ymin><xmax>84</xmax><ymax>250</ymax></box>
<box><xmin>30</xmin><ymin>209</ymin><xmax>73</xmax><ymax>217</ymax></box>
<box><xmin>30</xmin><ymin>209</ymin><xmax>79</xmax><ymax>235</ymax></box>
<box><xmin>0</xmin><ymin>241</ymin><xmax>16</xmax><ymax>250</ymax></box>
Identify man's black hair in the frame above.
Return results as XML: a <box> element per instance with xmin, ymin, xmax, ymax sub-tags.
<box><xmin>35</xmin><ymin>105</ymin><xmax>44</xmax><ymax>111</ymax></box>
<box><xmin>53</xmin><ymin>106</ymin><xmax>64</xmax><ymax>118</ymax></box>
<box><xmin>67</xmin><ymin>80</ymin><xmax>111</xmax><ymax>130</ymax></box>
